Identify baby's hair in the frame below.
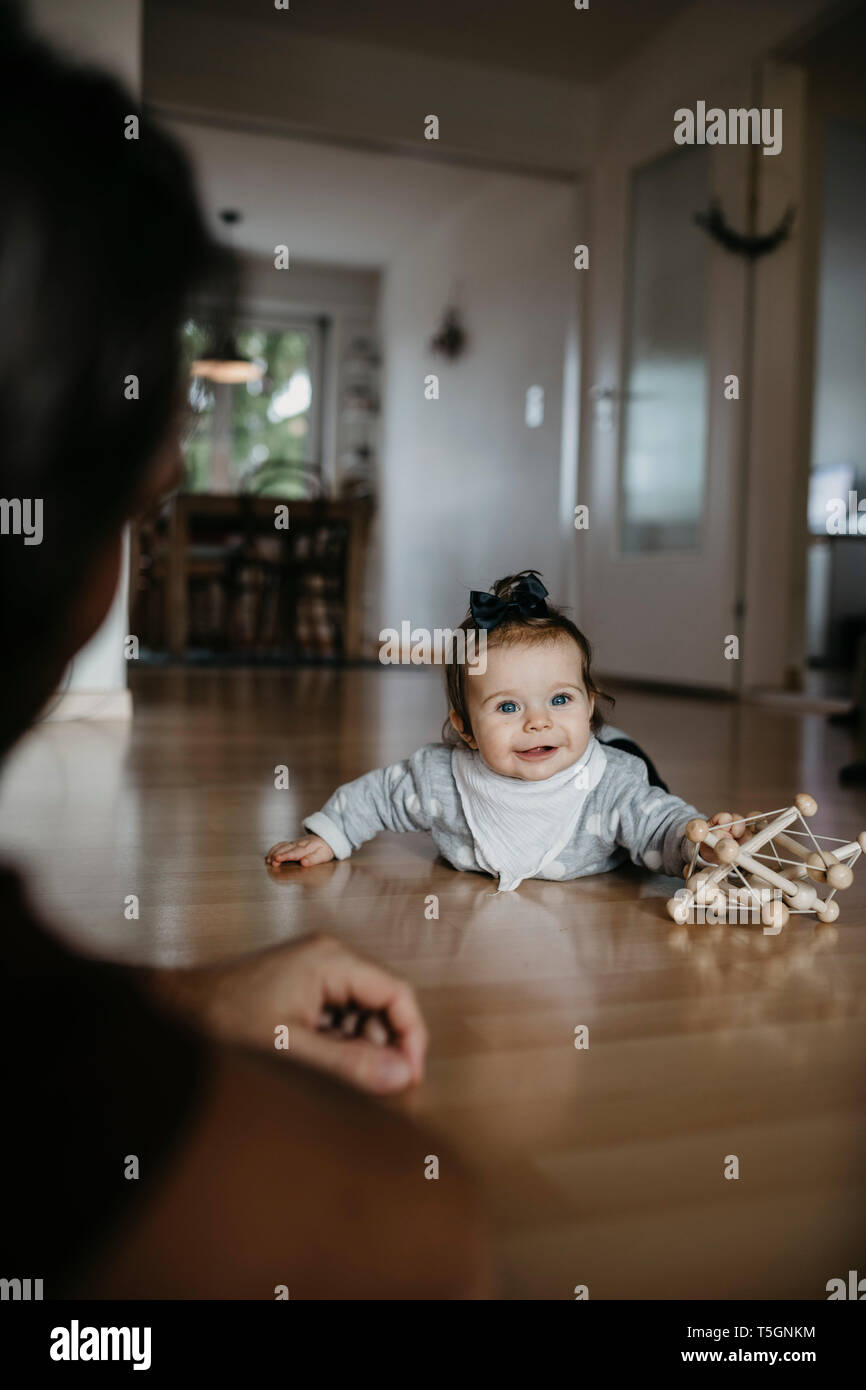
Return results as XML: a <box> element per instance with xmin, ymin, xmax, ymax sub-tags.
<box><xmin>442</xmin><ymin>569</ymin><xmax>614</xmax><ymax>746</ymax></box>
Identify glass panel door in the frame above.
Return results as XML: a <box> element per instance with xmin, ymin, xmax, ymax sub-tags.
<box><xmin>619</xmin><ymin>147</ymin><xmax>710</xmax><ymax>555</ymax></box>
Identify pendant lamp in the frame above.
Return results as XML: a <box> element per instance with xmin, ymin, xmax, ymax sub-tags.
<box><xmin>190</xmin><ymin>209</ymin><xmax>264</xmax><ymax>384</ymax></box>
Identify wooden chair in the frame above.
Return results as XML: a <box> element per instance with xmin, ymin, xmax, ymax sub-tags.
<box><xmin>134</xmin><ymin>495</ymin><xmax>372</xmax><ymax>660</ymax></box>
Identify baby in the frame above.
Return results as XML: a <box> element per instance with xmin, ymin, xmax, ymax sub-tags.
<box><xmin>266</xmin><ymin>570</ymin><xmax>724</xmax><ymax>893</ymax></box>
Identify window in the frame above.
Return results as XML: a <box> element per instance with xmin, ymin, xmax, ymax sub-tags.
<box><xmin>182</xmin><ymin>319</ymin><xmax>323</xmax><ymax>497</ymax></box>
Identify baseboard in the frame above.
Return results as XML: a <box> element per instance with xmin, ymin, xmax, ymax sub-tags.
<box><xmin>743</xmin><ymin>688</ymin><xmax>851</xmax><ymax>716</ymax></box>
<box><xmin>595</xmin><ymin>672</ymin><xmax>736</xmax><ymax>701</ymax></box>
<box><xmin>40</xmin><ymin>688</ymin><xmax>134</xmax><ymax>722</ymax></box>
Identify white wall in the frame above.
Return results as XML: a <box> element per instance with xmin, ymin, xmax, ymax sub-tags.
<box><xmin>29</xmin><ymin>0</ymin><xmax>142</xmax><ymax>715</ymax></box>
<box><xmin>379</xmin><ymin>174</ymin><xmax>580</xmax><ymax>640</ymax></box>
<box><xmin>238</xmin><ymin>257</ymin><xmax>379</xmax><ymax>318</ymax></box>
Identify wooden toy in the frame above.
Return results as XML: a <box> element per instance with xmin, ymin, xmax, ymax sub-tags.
<box><xmin>666</xmin><ymin>794</ymin><xmax>866</xmax><ymax>928</ymax></box>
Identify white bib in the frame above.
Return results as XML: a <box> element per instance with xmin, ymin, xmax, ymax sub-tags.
<box><xmin>451</xmin><ymin>737</ymin><xmax>607</xmax><ymax>892</ymax></box>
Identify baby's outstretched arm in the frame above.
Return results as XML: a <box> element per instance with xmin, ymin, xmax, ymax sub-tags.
<box><xmin>268</xmin><ymin>750</ymin><xmax>437</xmax><ymax>868</ymax></box>
<box><xmin>608</xmin><ymin>767</ymin><xmax>746</xmax><ymax>875</ymax></box>
<box><xmin>602</xmin><ymin>756</ymin><xmax>701</xmax><ymax>875</ymax></box>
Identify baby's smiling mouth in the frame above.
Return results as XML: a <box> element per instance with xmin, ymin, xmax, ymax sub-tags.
<box><xmin>515</xmin><ymin>745</ymin><xmax>559</xmax><ymax>759</ymax></box>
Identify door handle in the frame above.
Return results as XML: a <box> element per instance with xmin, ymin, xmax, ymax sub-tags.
<box><xmin>589</xmin><ymin>384</ymin><xmax>620</xmax><ymax>432</ymax></box>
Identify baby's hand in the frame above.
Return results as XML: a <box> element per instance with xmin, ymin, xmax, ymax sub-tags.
<box><xmin>701</xmin><ymin>811</ymin><xmax>747</xmax><ymax>864</ymax></box>
<box><xmin>265</xmin><ymin>834</ymin><xmax>334</xmax><ymax>868</ymax></box>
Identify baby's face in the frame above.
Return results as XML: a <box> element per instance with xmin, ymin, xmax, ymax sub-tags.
<box><xmin>452</xmin><ymin>633</ymin><xmax>594</xmax><ymax>781</ymax></box>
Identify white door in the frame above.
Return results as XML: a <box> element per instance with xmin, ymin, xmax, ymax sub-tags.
<box><xmin>580</xmin><ymin>126</ymin><xmax>750</xmax><ymax>691</ymax></box>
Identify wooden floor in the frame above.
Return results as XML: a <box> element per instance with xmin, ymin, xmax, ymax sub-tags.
<box><xmin>2</xmin><ymin>666</ymin><xmax>865</xmax><ymax>1299</ymax></box>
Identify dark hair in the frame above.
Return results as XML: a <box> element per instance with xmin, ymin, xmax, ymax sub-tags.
<box><xmin>0</xmin><ymin>6</ymin><xmax>231</xmax><ymax>751</ymax></box>
<box><xmin>443</xmin><ymin>569</ymin><xmax>614</xmax><ymax>745</ymax></box>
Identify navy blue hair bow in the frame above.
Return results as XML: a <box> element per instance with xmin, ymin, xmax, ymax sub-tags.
<box><xmin>469</xmin><ymin>573</ymin><xmax>549</xmax><ymax>630</ymax></box>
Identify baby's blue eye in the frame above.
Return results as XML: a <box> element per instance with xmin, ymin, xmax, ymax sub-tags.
<box><xmin>497</xmin><ymin>701</ymin><xmax>519</xmax><ymax>714</ymax></box>
<box><xmin>551</xmin><ymin>693</ymin><xmax>572</xmax><ymax>706</ymax></box>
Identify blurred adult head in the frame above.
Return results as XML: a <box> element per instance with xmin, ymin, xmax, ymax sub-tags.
<box><xmin>0</xmin><ymin>1</ymin><xmax>229</xmax><ymax>750</ymax></box>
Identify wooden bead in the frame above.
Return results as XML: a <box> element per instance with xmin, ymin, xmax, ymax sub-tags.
<box><xmin>691</xmin><ymin>878</ymin><xmax>725</xmax><ymax>906</ymax></box>
<box><xmin>761</xmin><ymin>899</ymin><xmax>789</xmax><ymax>930</ymax></box>
<box><xmin>686</xmin><ymin>818</ymin><xmax>709</xmax><ymax>844</ymax></box>
<box><xmin>806</xmin><ymin>851</ymin><xmax>836</xmax><ymax>883</ymax></box>
<box><xmin>686</xmin><ymin>871</ymin><xmax>709</xmax><ymax>892</ymax></box>
<box><xmin>858</xmin><ymin>831</ymin><xmax>866</xmax><ymax>854</ymax></box>
<box><xmin>816</xmin><ymin>897</ymin><xmax>840</xmax><ymax>923</ymax></box>
<box><xmin>715</xmin><ymin>837</ymin><xmax>739</xmax><ymax>865</ymax></box>
<box><xmin>666</xmin><ymin>895</ymin><xmax>691</xmax><ymax>925</ymax></box>
<box><xmin>794</xmin><ymin>793</ymin><xmax>818</xmax><ymax>818</ymax></box>
<box><xmin>827</xmin><ymin>863</ymin><xmax>853</xmax><ymax>890</ymax></box>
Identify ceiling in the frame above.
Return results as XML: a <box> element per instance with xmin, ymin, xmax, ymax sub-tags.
<box><xmin>783</xmin><ymin>0</ymin><xmax>866</xmax><ymax>77</ymax></box>
<box><xmin>148</xmin><ymin>0</ymin><xmax>694</xmax><ymax>84</ymax></box>
<box><xmin>168</xmin><ymin>117</ymin><xmax>556</xmax><ymax>266</ymax></box>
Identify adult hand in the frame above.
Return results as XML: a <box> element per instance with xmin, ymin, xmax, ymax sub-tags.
<box><xmin>145</xmin><ymin>933</ymin><xmax>427</xmax><ymax>1095</ymax></box>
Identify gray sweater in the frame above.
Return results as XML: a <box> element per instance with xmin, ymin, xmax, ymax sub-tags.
<box><xmin>304</xmin><ymin>736</ymin><xmax>700</xmax><ymax>884</ymax></box>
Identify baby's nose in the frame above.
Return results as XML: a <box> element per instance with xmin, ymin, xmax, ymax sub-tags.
<box><xmin>526</xmin><ymin>708</ymin><xmax>552</xmax><ymax>729</ymax></box>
